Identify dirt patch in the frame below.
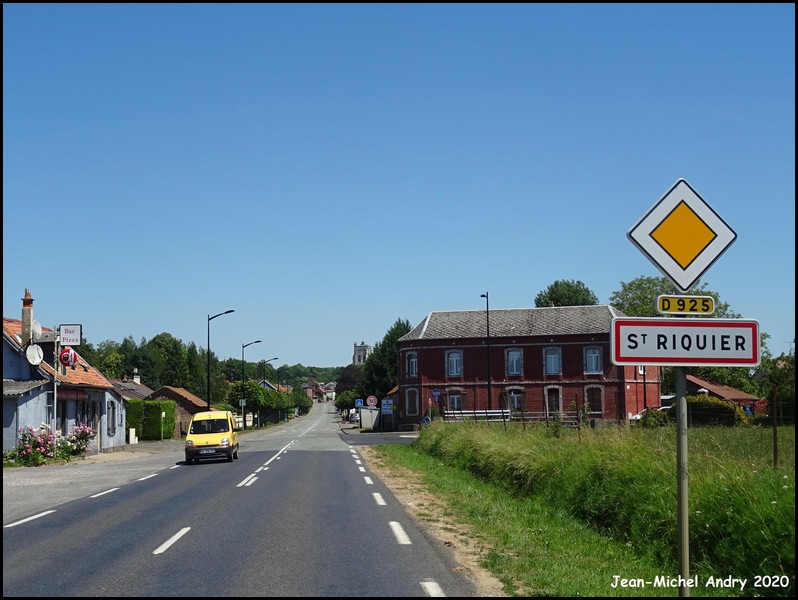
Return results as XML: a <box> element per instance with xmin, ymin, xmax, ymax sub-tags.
<box><xmin>358</xmin><ymin>445</ymin><xmax>509</xmax><ymax>597</ymax></box>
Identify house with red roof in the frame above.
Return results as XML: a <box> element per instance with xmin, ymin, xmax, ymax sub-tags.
<box><xmin>3</xmin><ymin>289</ymin><xmax>127</xmax><ymax>453</ymax></box>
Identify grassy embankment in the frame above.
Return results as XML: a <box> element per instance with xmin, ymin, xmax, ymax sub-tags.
<box><xmin>371</xmin><ymin>422</ymin><xmax>794</xmax><ymax>597</ymax></box>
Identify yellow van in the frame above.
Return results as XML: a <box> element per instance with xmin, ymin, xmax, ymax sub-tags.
<box><xmin>185</xmin><ymin>410</ymin><xmax>240</xmax><ymax>463</ymax></box>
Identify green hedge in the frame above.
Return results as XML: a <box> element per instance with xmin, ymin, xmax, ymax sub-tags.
<box><xmin>125</xmin><ymin>399</ymin><xmax>177</xmax><ymax>440</ymax></box>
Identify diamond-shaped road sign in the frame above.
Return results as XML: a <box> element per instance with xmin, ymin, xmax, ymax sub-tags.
<box><xmin>628</xmin><ymin>179</ymin><xmax>736</xmax><ymax>292</ymax></box>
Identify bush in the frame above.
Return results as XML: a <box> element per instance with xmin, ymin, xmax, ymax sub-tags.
<box><xmin>3</xmin><ymin>423</ymin><xmax>96</xmax><ymax>466</ymax></box>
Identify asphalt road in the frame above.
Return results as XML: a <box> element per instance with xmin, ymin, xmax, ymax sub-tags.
<box><xmin>4</xmin><ymin>405</ymin><xmax>490</xmax><ymax>597</ymax></box>
<box><xmin>3</xmin><ymin>407</ymin><xmax>417</xmax><ymax>525</ymax></box>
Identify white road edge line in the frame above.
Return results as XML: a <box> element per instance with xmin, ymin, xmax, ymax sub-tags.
<box><xmin>4</xmin><ymin>510</ymin><xmax>56</xmax><ymax>528</ymax></box>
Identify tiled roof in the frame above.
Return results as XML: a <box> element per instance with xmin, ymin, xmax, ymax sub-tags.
<box><xmin>110</xmin><ymin>379</ymin><xmax>155</xmax><ymax>400</ymax></box>
<box><xmin>3</xmin><ymin>318</ymin><xmax>113</xmax><ymax>389</ymax></box>
<box><xmin>147</xmin><ymin>386</ymin><xmax>208</xmax><ymax>410</ymax></box>
<box><xmin>686</xmin><ymin>374</ymin><xmax>761</xmax><ymax>401</ymax></box>
<box><xmin>400</xmin><ymin>305</ymin><xmax>626</xmax><ymax>341</ymax></box>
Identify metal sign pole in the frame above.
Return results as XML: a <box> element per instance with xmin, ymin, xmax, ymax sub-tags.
<box><xmin>53</xmin><ymin>326</ymin><xmax>60</xmax><ymax>459</ymax></box>
<box><xmin>674</xmin><ymin>366</ymin><xmax>690</xmax><ymax>597</ymax></box>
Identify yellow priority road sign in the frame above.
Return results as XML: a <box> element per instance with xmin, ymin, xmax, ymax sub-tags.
<box><xmin>657</xmin><ymin>295</ymin><xmax>715</xmax><ymax>315</ymax></box>
<box><xmin>628</xmin><ymin>179</ymin><xmax>737</xmax><ymax>293</ymax></box>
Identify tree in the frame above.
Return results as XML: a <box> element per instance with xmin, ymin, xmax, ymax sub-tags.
<box><xmin>335</xmin><ymin>364</ymin><xmax>364</xmax><ymax>394</ymax></box>
<box><xmin>225</xmin><ymin>380</ymin><xmax>264</xmax><ymax>424</ymax></box>
<box><xmin>534</xmin><ymin>279</ymin><xmax>598</xmax><ymax>307</ymax></box>
<box><xmin>608</xmin><ymin>275</ymin><xmax>737</xmax><ymax>319</ymax></box>
<box><xmin>185</xmin><ymin>342</ymin><xmax>206</xmax><ymax>399</ymax></box>
<box><xmin>146</xmin><ymin>332</ymin><xmax>189</xmax><ymax>388</ymax></box>
<box><xmin>354</xmin><ymin>318</ymin><xmax>412</xmax><ymax>400</ymax></box>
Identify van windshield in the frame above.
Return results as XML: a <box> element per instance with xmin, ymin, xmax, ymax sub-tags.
<box><xmin>190</xmin><ymin>419</ymin><xmax>229</xmax><ymax>434</ymax></box>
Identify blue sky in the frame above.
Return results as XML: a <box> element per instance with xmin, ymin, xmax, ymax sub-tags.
<box><xmin>3</xmin><ymin>4</ymin><xmax>795</xmax><ymax>368</ymax></box>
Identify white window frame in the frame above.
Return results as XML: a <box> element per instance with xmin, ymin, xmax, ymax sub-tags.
<box><xmin>584</xmin><ymin>346</ymin><xmax>602</xmax><ymax>374</ymax></box>
<box><xmin>506</xmin><ymin>348</ymin><xmax>522</xmax><ymax>376</ymax></box>
<box><xmin>544</xmin><ymin>347</ymin><xmax>561</xmax><ymax>375</ymax></box>
<box><xmin>446</xmin><ymin>350</ymin><xmax>463</xmax><ymax>377</ymax></box>
<box><xmin>448</xmin><ymin>393</ymin><xmax>463</xmax><ymax>411</ymax></box>
<box><xmin>507</xmin><ymin>389</ymin><xmax>524</xmax><ymax>411</ymax></box>
<box><xmin>407</xmin><ymin>352</ymin><xmax>418</xmax><ymax>378</ymax></box>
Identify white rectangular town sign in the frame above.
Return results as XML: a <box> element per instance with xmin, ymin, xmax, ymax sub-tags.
<box><xmin>611</xmin><ymin>318</ymin><xmax>760</xmax><ymax>367</ymax></box>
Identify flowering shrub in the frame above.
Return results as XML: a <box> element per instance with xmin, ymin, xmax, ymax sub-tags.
<box><xmin>71</xmin><ymin>423</ymin><xmax>95</xmax><ymax>455</ymax></box>
<box><xmin>3</xmin><ymin>423</ymin><xmax>96</xmax><ymax>466</ymax></box>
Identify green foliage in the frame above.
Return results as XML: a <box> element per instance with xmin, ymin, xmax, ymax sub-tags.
<box><xmin>609</xmin><ymin>275</ymin><xmax>739</xmax><ymax>319</ymax></box>
<box><xmin>354</xmin><ymin>318</ymin><xmax>411</xmax><ymax>400</ymax></box>
<box><xmin>125</xmin><ymin>399</ymin><xmax>145</xmax><ymax>440</ymax></box>
<box><xmin>680</xmin><ymin>394</ymin><xmax>745</xmax><ymax>426</ymax></box>
<box><xmin>226</xmin><ymin>380</ymin><xmax>265</xmax><ymax>415</ymax></box>
<box><xmin>335</xmin><ymin>389</ymin><xmax>357</xmax><ymax>412</ymax></box>
<box><xmin>639</xmin><ymin>406</ymin><xmax>671</xmax><ymax>428</ymax></box>
<box><xmin>410</xmin><ymin>422</ymin><xmax>794</xmax><ymax>596</ymax></box>
<box><xmin>335</xmin><ymin>364</ymin><xmax>364</xmax><ymax>394</ymax></box>
<box><xmin>294</xmin><ymin>390</ymin><xmax>314</xmax><ymax>414</ymax></box>
<box><xmin>141</xmin><ymin>400</ymin><xmax>176</xmax><ymax>440</ymax></box>
<box><xmin>3</xmin><ymin>423</ymin><xmax>96</xmax><ymax>466</ymax></box>
<box><xmin>534</xmin><ymin>279</ymin><xmax>598</xmax><ymax>307</ymax></box>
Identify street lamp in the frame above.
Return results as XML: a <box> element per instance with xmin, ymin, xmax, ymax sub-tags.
<box><xmin>241</xmin><ymin>340</ymin><xmax>262</xmax><ymax>430</ymax></box>
<box><xmin>242</xmin><ymin>340</ymin><xmax>262</xmax><ymax>382</ymax></box>
<box><xmin>207</xmin><ymin>309</ymin><xmax>234</xmax><ymax>409</ymax></box>
<box><xmin>276</xmin><ymin>365</ymin><xmax>286</xmax><ymax>390</ymax></box>
<box><xmin>480</xmin><ymin>292</ymin><xmax>492</xmax><ymax>411</ymax></box>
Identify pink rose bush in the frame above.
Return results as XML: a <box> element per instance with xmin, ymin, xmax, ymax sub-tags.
<box><xmin>3</xmin><ymin>423</ymin><xmax>96</xmax><ymax>466</ymax></box>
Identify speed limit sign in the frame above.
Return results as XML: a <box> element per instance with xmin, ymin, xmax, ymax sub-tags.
<box><xmin>366</xmin><ymin>395</ymin><xmax>378</xmax><ymax>407</ymax></box>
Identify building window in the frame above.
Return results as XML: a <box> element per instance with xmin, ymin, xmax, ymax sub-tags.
<box><xmin>406</xmin><ymin>352</ymin><xmax>418</xmax><ymax>378</ymax></box>
<box><xmin>107</xmin><ymin>401</ymin><xmax>117</xmax><ymax>437</ymax></box>
<box><xmin>544</xmin><ymin>347</ymin><xmax>561</xmax><ymax>375</ymax></box>
<box><xmin>638</xmin><ymin>365</ymin><xmax>646</xmax><ymax>376</ymax></box>
<box><xmin>584</xmin><ymin>346</ymin><xmax>602</xmax><ymax>374</ymax></box>
<box><xmin>448</xmin><ymin>393</ymin><xmax>464</xmax><ymax>411</ymax></box>
<box><xmin>446</xmin><ymin>350</ymin><xmax>463</xmax><ymax>377</ymax></box>
<box><xmin>546</xmin><ymin>387</ymin><xmax>561</xmax><ymax>414</ymax></box>
<box><xmin>406</xmin><ymin>389</ymin><xmax>419</xmax><ymax>417</ymax></box>
<box><xmin>506</xmin><ymin>349</ymin><xmax>522</xmax><ymax>376</ymax></box>
<box><xmin>585</xmin><ymin>387</ymin><xmax>602</xmax><ymax>415</ymax></box>
<box><xmin>508</xmin><ymin>389</ymin><xmax>524</xmax><ymax>411</ymax></box>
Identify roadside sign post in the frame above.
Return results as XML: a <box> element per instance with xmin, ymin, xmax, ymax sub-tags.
<box><xmin>621</xmin><ymin>179</ymin><xmax>743</xmax><ymax>598</ymax></box>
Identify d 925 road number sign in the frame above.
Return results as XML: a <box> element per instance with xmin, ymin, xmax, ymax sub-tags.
<box><xmin>656</xmin><ymin>295</ymin><xmax>715</xmax><ymax>315</ymax></box>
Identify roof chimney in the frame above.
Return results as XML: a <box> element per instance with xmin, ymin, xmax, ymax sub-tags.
<box><xmin>133</xmin><ymin>368</ymin><xmax>141</xmax><ymax>384</ymax></box>
<box><xmin>21</xmin><ymin>289</ymin><xmax>34</xmax><ymax>346</ymax></box>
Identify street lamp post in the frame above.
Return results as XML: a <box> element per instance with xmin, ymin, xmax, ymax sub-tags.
<box><xmin>480</xmin><ymin>292</ymin><xmax>492</xmax><ymax>411</ymax></box>
<box><xmin>206</xmin><ymin>309</ymin><xmax>234</xmax><ymax>409</ymax></box>
<box><xmin>263</xmin><ymin>358</ymin><xmax>279</xmax><ymax>385</ymax></box>
<box><xmin>241</xmin><ymin>340</ymin><xmax>262</xmax><ymax>430</ymax></box>
<box><xmin>275</xmin><ymin>364</ymin><xmax>285</xmax><ymax>390</ymax></box>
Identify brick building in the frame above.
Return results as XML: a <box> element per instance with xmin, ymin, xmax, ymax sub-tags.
<box><xmin>394</xmin><ymin>304</ymin><xmax>661</xmax><ymax>429</ymax></box>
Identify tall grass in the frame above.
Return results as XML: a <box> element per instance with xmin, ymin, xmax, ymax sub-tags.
<box><xmin>409</xmin><ymin>421</ymin><xmax>794</xmax><ymax>596</ymax></box>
